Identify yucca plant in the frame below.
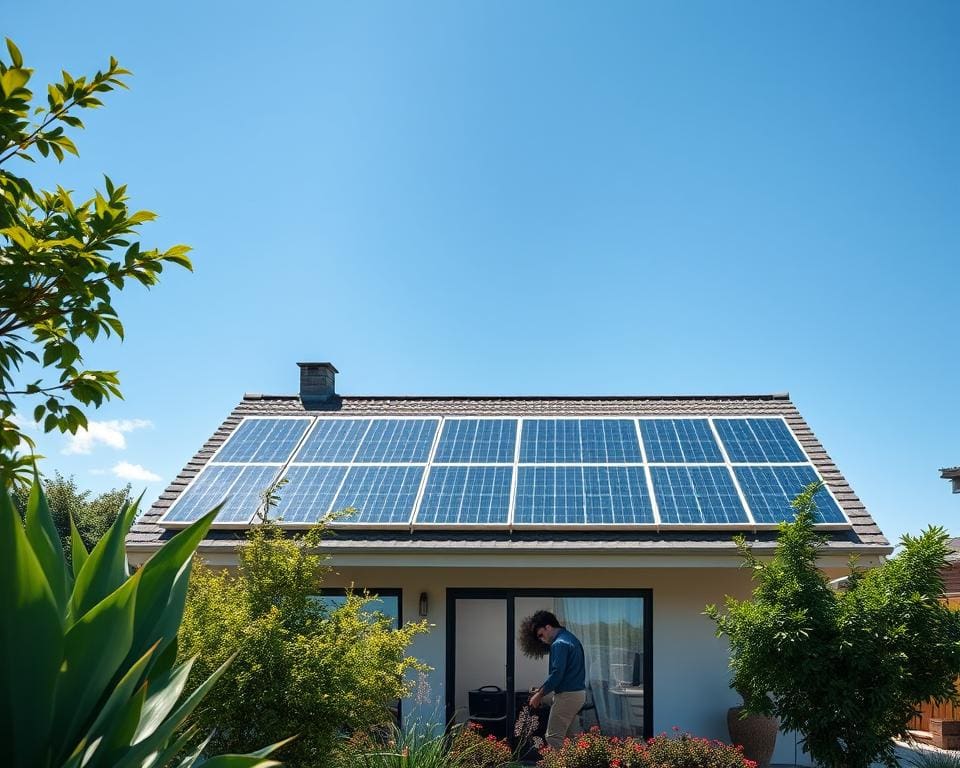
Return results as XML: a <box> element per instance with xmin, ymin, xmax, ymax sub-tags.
<box><xmin>0</xmin><ymin>476</ymin><xmax>288</xmax><ymax>767</ymax></box>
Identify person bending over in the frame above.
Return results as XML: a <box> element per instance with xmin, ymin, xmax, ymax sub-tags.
<box><xmin>527</xmin><ymin>610</ymin><xmax>586</xmax><ymax>749</ymax></box>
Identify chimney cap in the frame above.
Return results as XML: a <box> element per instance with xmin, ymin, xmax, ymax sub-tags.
<box><xmin>297</xmin><ymin>362</ymin><xmax>339</xmax><ymax>373</ymax></box>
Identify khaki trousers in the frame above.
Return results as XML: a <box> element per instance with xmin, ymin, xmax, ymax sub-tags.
<box><xmin>545</xmin><ymin>690</ymin><xmax>586</xmax><ymax>749</ymax></box>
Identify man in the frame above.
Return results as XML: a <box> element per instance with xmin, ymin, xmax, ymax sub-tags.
<box><xmin>526</xmin><ymin>610</ymin><xmax>586</xmax><ymax>749</ymax></box>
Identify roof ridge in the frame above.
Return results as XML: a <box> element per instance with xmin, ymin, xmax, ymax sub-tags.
<box><xmin>242</xmin><ymin>392</ymin><xmax>792</xmax><ymax>402</ymax></box>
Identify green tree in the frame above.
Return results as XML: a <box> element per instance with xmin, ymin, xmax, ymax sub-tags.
<box><xmin>12</xmin><ymin>471</ymin><xmax>129</xmax><ymax>560</ymax></box>
<box><xmin>0</xmin><ymin>39</ymin><xmax>191</xmax><ymax>485</ymax></box>
<box><xmin>178</xmin><ymin>522</ymin><xmax>429</xmax><ymax>768</ymax></box>
<box><xmin>706</xmin><ymin>483</ymin><xmax>960</xmax><ymax>768</ymax></box>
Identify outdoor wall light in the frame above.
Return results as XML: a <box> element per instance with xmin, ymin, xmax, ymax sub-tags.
<box><xmin>419</xmin><ymin>592</ymin><xmax>429</xmax><ymax>617</ymax></box>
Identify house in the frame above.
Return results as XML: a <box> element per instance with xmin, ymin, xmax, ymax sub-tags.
<box><xmin>941</xmin><ymin>467</ymin><xmax>960</xmax><ymax>494</ymax></box>
<box><xmin>126</xmin><ymin>362</ymin><xmax>890</xmax><ymax>765</ymax></box>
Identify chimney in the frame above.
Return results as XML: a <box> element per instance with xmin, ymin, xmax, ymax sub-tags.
<box><xmin>298</xmin><ymin>362</ymin><xmax>339</xmax><ymax>403</ymax></box>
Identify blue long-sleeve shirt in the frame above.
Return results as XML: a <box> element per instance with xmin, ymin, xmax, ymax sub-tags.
<box><xmin>541</xmin><ymin>628</ymin><xmax>586</xmax><ymax>694</ymax></box>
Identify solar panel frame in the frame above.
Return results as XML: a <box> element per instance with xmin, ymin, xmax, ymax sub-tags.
<box><xmin>159</xmin><ymin>412</ymin><xmax>853</xmax><ymax>532</ymax></box>
<box><xmin>209</xmin><ymin>416</ymin><xmax>315</xmax><ymax>464</ymax></box>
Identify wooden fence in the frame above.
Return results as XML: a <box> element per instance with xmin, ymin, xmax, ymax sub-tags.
<box><xmin>908</xmin><ymin>595</ymin><xmax>960</xmax><ymax>732</ymax></box>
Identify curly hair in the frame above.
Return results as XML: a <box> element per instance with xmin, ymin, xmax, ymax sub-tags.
<box><xmin>517</xmin><ymin>610</ymin><xmax>561</xmax><ymax>659</ymax></box>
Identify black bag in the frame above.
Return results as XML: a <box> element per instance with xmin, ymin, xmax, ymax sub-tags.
<box><xmin>468</xmin><ymin>685</ymin><xmax>507</xmax><ymax>718</ymax></box>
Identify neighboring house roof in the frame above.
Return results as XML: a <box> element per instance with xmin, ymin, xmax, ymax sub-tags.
<box><xmin>128</xmin><ymin>389</ymin><xmax>890</xmax><ymax>558</ymax></box>
<box><xmin>942</xmin><ymin>466</ymin><xmax>960</xmax><ymax>494</ymax></box>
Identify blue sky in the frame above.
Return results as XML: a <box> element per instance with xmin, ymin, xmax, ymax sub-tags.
<box><xmin>6</xmin><ymin>2</ymin><xmax>959</xmax><ymax>544</ymax></box>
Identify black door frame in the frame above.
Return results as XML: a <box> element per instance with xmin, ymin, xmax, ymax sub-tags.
<box><xmin>445</xmin><ymin>587</ymin><xmax>653</xmax><ymax>740</ymax></box>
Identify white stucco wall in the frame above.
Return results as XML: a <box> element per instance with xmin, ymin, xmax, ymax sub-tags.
<box><xmin>315</xmin><ymin>560</ymin><xmax>831</xmax><ymax>766</ymax></box>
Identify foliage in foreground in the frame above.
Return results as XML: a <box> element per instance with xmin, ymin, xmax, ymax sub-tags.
<box><xmin>12</xmin><ymin>471</ymin><xmax>130</xmax><ymax>561</ymax></box>
<box><xmin>334</xmin><ymin>721</ymin><xmax>520</xmax><ymax>768</ymax></box>
<box><xmin>536</xmin><ymin>728</ymin><xmax>756</xmax><ymax>768</ymax></box>
<box><xmin>0</xmin><ymin>39</ymin><xmax>192</xmax><ymax>484</ymax></box>
<box><xmin>706</xmin><ymin>483</ymin><xmax>960</xmax><ymax>768</ymax></box>
<box><xmin>0</xmin><ymin>477</ymin><xmax>283</xmax><ymax>767</ymax></box>
<box><xmin>178</xmin><ymin>521</ymin><xmax>429</xmax><ymax>767</ymax></box>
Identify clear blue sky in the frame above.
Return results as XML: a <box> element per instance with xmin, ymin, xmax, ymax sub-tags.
<box><xmin>7</xmin><ymin>1</ymin><xmax>959</xmax><ymax>545</ymax></box>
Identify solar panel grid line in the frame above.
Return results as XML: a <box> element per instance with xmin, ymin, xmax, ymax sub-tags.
<box><xmin>408</xmin><ymin>413</ymin><xmax>449</xmax><ymax>526</ymax></box>
<box><xmin>706</xmin><ymin>417</ymin><xmax>757</xmax><ymax>526</ymax></box>
<box><xmin>506</xmin><ymin>416</ymin><xmax>524</xmax><ymax>528</ymax></box>
<box><xmin>633</xmin><ymin>418</ymin><xmax>662</xmax><ymax>526</ymax></box>
<box><xmin>210</xmin><ymin>416</ymin><xmax>315</xmax><ymax>464</ymax></box>
<box><xmin>293</xmin><ymin>418</ymin><xmax>372</xmax><ymax>463</ymax></box>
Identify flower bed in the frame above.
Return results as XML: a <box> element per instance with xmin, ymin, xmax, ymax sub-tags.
<box><xmin>537</xmin><ymin>727</ymin><xmax>757</xmax><ymax>768</ymax></box>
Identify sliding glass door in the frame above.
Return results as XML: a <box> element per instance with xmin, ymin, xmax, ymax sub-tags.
<box><xmin>447</xmin><ymin>589</ymin><xmax>651</xmax><ymax>745</ymax></box>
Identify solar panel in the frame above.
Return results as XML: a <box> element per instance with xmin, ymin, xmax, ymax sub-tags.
<box><xmin>270</xmin><ymin>465</ymin><xmax>348</xmax><ymax>523</ymax></box>
<box><xmin>433</xmin><ymin>419</ymin><xmax>517</xmax><ymax>463</ymax></box>
<box><xmin>582</xmin><ymin>467</ymin><xmax>654</xmax><ymax>524</ymax></box>
<box><xmin>650</xmin><ymin>466</ymin><xmax>748</xmax><ymax>524</ymax></box>
<box><xmin>332</xmin><ymin>465</ymin><xmax>424</xmax><ymax>524</ymax></box>
<box><xmin>164</xmin><ymin>464</ymin><xmax>280</xmax><ymax>524</ymax></box>
<box><xmin>354</xmin><ymin>419</ymin><xmax>438</xmax><ymax>463</ymax></box>
<box><xmin>714</xmin><ymin>419</ymin><xmax>806</xmax><ymax>463</ymax></box>
<box><xmin>735</xmin><ymin>466</ymin><xmax>845</xmax><ymax>524</ymax></box>
<box><xmin>417</xmin><ymin>466</ymin><xmax>512</xmax><ymax>524</ymax></box>
<box><xmin>519</xmin><ymin>419</ymin><xmax>642</xmax><ymax>463</ymax></box>
<box><xmin>640</xmin><ymin>419</ymin><xmax>723</xmax><ymax>463</ymax></box>
<box><xmin>214</xmin><ymin>418</ymin><xmax>313</xmax><ymax>463</ymax></box>
<box><xmin>514</xmin><ymin>467</ymin><xmax>585</xmax><ymax>524</ymax></box>
<box><xmin>294</xmin><ymin>419</ymin><xmax>369</xmax><ymax>463</ymax></box>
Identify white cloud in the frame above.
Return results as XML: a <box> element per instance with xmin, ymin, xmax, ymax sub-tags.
<box><xmin>63</xmin><ymin>419</ymin><xmax>153</xmax><ymax>455</ymax></box>
<box><xmin>111</xmin><ymin>461</ymin><xmax>161</xmax><ymax>482</ymax></box>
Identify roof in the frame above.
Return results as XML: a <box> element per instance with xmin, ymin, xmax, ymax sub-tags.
<box><xmin>127</xmin><ymin>392</ymin><xmax>890</xmax><ymax>557</ymax></box>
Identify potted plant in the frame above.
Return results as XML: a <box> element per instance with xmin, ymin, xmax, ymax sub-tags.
<box><xmin>726</xmin><ymin>685</ymin><xmax>778</xmax><ymax>768</ymax></box>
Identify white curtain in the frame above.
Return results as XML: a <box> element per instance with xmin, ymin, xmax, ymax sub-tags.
<box><xmin>555</xmin><ymin>597</ymin><xmax>644</xmax><ymax>737</ymax></box>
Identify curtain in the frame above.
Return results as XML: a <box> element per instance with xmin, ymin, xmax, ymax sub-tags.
<box><xmin>555</xmin><ymin>597</ymin><xmax>644</xmax><ymax>737</ymax></box>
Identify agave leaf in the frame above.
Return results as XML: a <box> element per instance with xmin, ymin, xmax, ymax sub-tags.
<box><xmin>53</xmin><ymin>569</ymin><xmax>141</xmax><ymax>763</ymax></box>
<box><xmin>70</xmin><ymin>494</ymin><xmax>140</xmax><ymax>623</ymax></box>
<box><xmin>0</xmin><ymin>486</ymin><xmax>64</xmax><ymax>768</ymax></box>
<box><xmin>113</xmin><ymin>653</ymin><xmax>237</xmax><ymax>768</ymax></box>
<box><xmin>127</xmin><ymin>506</ymin><xmax>220</xmax><ymax>668</ymax></box>
<box><xmin>173</xmin><ymin>734</ymin><xmax>212</xmax><ymax>768</ymax></box>
<box><xmin>132</xmin><ymin>657</ymin><xmax>195</xmax><ymax>744</ymax></box>
<box><xmin>79</xmin><ymin>641</ymin><xmax>157</xmax><ymax>766</ymax></box>
<box><xmin>24</xmin><ymin>474</ymin><xmax>71</xmax><ymax>612</ymax></box>
<box><xmin>93</xmin><ymin>680</ymin><xmax>148</xmax><ymax>765</ymax></box>
<box><xmin>139</xmin><ymin>724</ymin><xmax>199</xmax><ymax>768</ymax></box>
<box><xmin>70</xmin><ymin>509</ymin><xmax>89</xmax><ymax>579</ymax></box>
<box><xmin>194</xmin><ymin>758</ymin><xmax>282</xmax><ymax>768</ymax></box>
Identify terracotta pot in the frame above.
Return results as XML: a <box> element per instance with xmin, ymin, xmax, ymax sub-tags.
<box><xmin>727</xmin><ymin>706</ymin><xmax>778</xmax><ymax>768</ymax></box>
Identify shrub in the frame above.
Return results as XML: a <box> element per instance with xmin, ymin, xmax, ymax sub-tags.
<box><xmin>706</xmin><ymin>483</ymin><xmax>960</xmax><ymax>768</ymax></box>
<box><xmin>536</xmin><ymin>728</ymin><xmax>755</xmax><ymax>768</ymax></box>
<box><xmin>178</xmin><ymin>521</ymin><xmax>429</xmax><ymax>767</ymax></box>
<box><xmin>0</xmin><ymin>479</ymin><xmax>282</xmax><ymax>767</ymax></box>
<box><xmin>334</xmin><ymin>721</ymin><xmax>516</xmax><ymax>768</ymax></box>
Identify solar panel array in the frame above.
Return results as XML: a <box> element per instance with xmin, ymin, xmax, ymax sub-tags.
<box><xmin>159</xmin><ymin>415</ymin><xmax>848</xmax><ymax>528</ymax></box>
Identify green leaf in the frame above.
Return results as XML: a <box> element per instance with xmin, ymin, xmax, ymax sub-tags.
<box><xmin>0</xmin><ymin>67</ymin><xmax>29</xmax><ymax>97</ymax></box>
<box><xmin>0</xmin><ymin>486</ymin><xmax>63</xmax><ymax>768</ymax></box>
<box><xmin>6</xmin><ymin>38</ymin><xmax>23</xmax><ymax>68</ymax></box>
<box><xmin>23</xmin><ymin>475</ymin><xmax>71</xmax><ymax>613</ymax></box>
<box><xmin>69</xmin><ymin>496</ymin><xmax>138</xmax><ymax>622</ymax></box>
<box><xmin>52</xmin><ymin>569</ymin><xmax>141</xmax><ymax>763</ymax></box>
<box><xmin>70</xmin><ymin>511</ymin><xmax>88</xmax><ymax>579</ymax></box>
<box><xmin>127</xmin><ymin>505</ymin><xmax>220</xmax><ymax>667</ymax></box>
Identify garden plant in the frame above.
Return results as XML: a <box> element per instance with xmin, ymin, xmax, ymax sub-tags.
<box><xmin>178</xmin><ymin>520</ymin><xmax>429</xmax><ymax>767</ymax></box>
<box><xmin>706</xmin><ymin>482</ymin><xmax>960</xmax><ymax>768</ymax></box>
<box><xmin>0</xmin><ymin>477</ymin><xmax>284</xmax><ymax>767</ymax></box>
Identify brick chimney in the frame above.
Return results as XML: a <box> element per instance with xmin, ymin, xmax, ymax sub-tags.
<box><xmin>298</xmin><ymin>362</ymin><xmax>338</xmax><ymax>403</ymax></box>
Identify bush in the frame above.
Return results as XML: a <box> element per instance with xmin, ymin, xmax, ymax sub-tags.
<box><xmin>706</xmin><ymin>483</ymin><xmax>960</xmax><ymax>768</ymax></box>
<box><xmin>536</xmin><ymin>728</ymin><xmax>755</xmax><ymax>768</ymax></box>
<box><xmin>178</xmin><ymin>521</ymin><xmax>428</xmax><ymax>767</ymax></box>
<box><xmin>334</xmin><ymin>721</ymin><xmax>516</xmax><ymax>768</ymax></box>
<box><xmin>0</xmin><ymin>479</ymin><xmax>282</xmax><ymax>767</ymax></box>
